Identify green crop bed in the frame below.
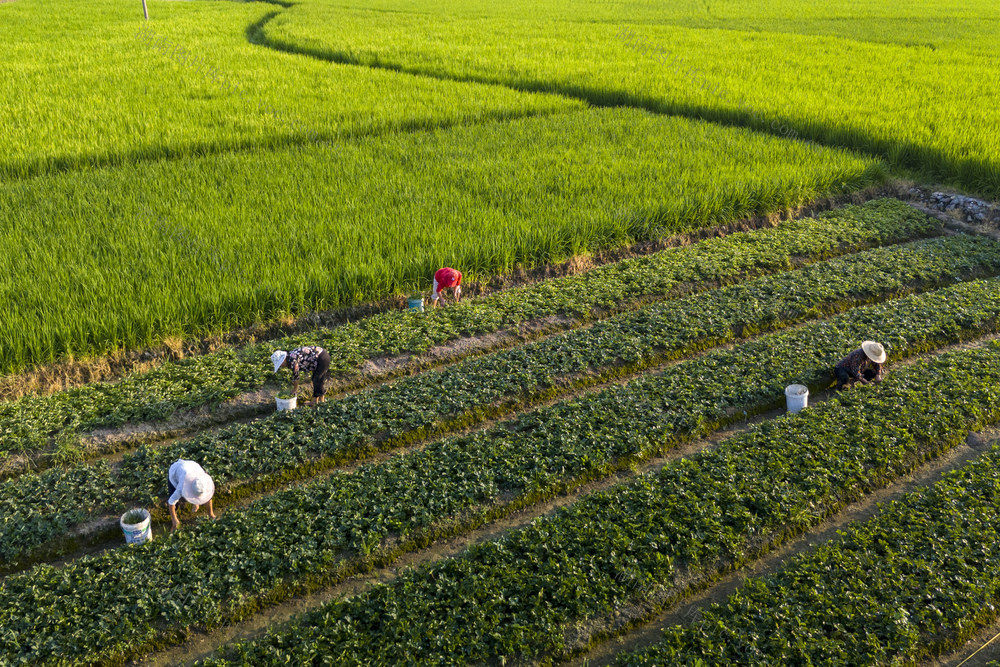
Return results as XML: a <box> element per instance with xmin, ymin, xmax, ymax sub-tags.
<box><xmin>3</xmin><ymin>233</ymin><xmax>994</xmax><ymax>570</ymax></box>
<box><xmin>197</xmin><ymin>343</ymin><xmax>1000</xmax><ymax>664</ymax></box>
<box><xmin>264</xmin><ymin>0</ymin><xmax>1000</xmax><ymax>198</ymax></box>
<box><xmin>621</xmin><ymin>446</ymin><xmax>1000</xmax><ymax>665</ymax></box>
<box><xmin>0</xmin><ymin>198</ymin><xmax>927</xmax><ymax>469</ymax></box>
<box><xmin>3</xmin><ymin>282</ymin><xmax>1000</xmax><ymax>663</ymax></box>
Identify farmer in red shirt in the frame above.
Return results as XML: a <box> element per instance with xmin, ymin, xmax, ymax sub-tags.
<box><xmin>431</xmin><ymin>267</ymin><xmax>462</xmax><ymax>308</ymax></box>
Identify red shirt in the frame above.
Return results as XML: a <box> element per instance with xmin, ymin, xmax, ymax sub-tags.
<box><xmin>434</xmin><ymin>267</ymin><xmax>462</xmax><ymax>288</ymax></box>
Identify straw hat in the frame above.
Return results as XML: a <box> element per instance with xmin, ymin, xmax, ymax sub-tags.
<box><xmin>182</xmin><ymin>473</ymin><xmax>215</xmax><ymax>506</ymax></box>
<box><xmin>271</xmin><ymin>350</ymin><xmax>288</xmax><ymax>373</ymax></box>
<box><xmin>861</xmin><ymin>341</ymin><xmax>887</xmax><ymax>364</ymax></box>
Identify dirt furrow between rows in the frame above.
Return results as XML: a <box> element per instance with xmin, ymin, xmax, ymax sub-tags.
<box><xmin>140</xmin><ymin>334</ymin><xmax>1000</xmax><ymax>667</ymax></box>
<box><xmin>137</xmin><ymin>396</ymin><xmax>806</xmax><ymax>667</ymax></box>
<box><xmin>16</xmin><ymin>310</ymin><xmax>851</xmax><ymax>577</ymax></box>
<box><xmin>573</xmin><ymin>427</ymin><xmax>1000</xmax><ymax>667</ymax></box>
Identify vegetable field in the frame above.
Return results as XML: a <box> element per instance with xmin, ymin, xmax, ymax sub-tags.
<box><xmin>3</xmin><ymin>0</ymin><xmax>1000</xmax><ymax>663</ymax></box>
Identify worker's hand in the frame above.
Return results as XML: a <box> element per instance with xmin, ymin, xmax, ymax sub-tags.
<box><xmin>209</xmin><ymin>510</ymin><xmax>217</xmax><ymax>520</ymax></box>
<box><xmin>171</xmin><ymin>517</ymin><xmax>180</xmax><ymax>530</ymax></box>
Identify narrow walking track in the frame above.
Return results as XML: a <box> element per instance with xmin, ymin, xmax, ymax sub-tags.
<box><xmin>141</xmin><ymin>336</ymin><xmax>1000</xmax><ymax>665</ymax></box>
<box><xmin>574</xmin><ymin>426</ymin><xmax>1000</xmax><ymax>666</ymax></box>
<box><xmin>139</xmin><ymin>399</ymin><xmax>801</xmax><ymax>666</ymax></box>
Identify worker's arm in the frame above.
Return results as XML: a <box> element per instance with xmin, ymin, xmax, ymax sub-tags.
<box><xmin>208</xmin><ymin>498</ymin><xmax>217</xmax><ymax>520</ymax></box>
<box><xmin>168</xmin><ymin>502</ymin><xmax>180</xmax><ymax>530</ymax></box>
<box><xmin>293</xmin><ymin>380</ymin><xmax>299</xmax><ymax>395</ymax></box>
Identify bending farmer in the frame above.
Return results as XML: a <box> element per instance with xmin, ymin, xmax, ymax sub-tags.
<box><xmin>271</xmin><ymin>346</ymin><xmax>331</xmax><ymax>406</ymax></box>
<box><xmin>835</xmin><ymin>340</ymin><xmax>887</xmax><ymax>390</ymax></box>
<box><xmin>431</xmin><ymin>267</ymin><xmax>462</xmax><ymax>307</ymax></box>
<box><xmin>167</xmin><ymin>459</ymin><xmax>216</xmax><ymax>530</ymax></box>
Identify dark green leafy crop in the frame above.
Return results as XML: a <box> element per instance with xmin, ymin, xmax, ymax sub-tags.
<box><xmin>0</xmin><ymin>198</ymin><xmax>934</xmax><ymax>468</ymax></box>
<box><xmin>196</xmin><ymin>344</ymin><xmax>1000</xmax><ymax>665</ymax></box>
<box><xmin>3</xmin><ymin>285</ymin><xmax>1000</xmax><ymax>664</ymax></box>
<box><xmin>3</xmin><ymin>233</ymin><xmax>996</xmax><ymax>569</ymax></box>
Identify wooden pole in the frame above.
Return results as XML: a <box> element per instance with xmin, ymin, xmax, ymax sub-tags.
<box><xmin>141</xmin><ymin>0</ymin><xmax>148</xmax><ymax>20</ymax></box>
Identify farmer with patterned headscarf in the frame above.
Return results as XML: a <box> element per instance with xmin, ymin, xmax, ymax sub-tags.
<box><xmin>271</xmin><ymin>345</ymin><xmax>331</xmax><ymax>406</ymax></box>
<box><xmin>834</xmin><ymin>340</ymin><xmax>887</xmax><ymax>390</ymax></box>
<box><xmin>431</xmin><ymin>267</ymin><xmax>462</xmax><ymax>308</ymax></box>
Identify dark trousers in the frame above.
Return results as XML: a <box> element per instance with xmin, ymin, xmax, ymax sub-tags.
<box><xmin>836</xmin><ymin>366</ymin><xmax>879</xmax><ymax>389</ymax></box>
<box><xmin>312</xmin><ymin>350</ymin><xmax>331</xmax><ymax>398</ymax></box>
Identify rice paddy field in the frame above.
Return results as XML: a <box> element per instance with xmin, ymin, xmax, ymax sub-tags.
<box><xmin>4</xmin><ymin>0</ymin><xmax>1000</xmax><ymax>664</ymax></box>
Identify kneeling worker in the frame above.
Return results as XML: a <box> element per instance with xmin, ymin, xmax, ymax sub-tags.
<box><xmin>271</xmin><ymin>345</ymin><xmax>331</xmax><ymax>406</ymax></box>
<box><xmin>431</xmin><ymin>267</ymin><xmax>462</xmax><ymax>308</ymax></box>
<box><xmin>835</xmin><ymin>340</ymin><xmax>887</xmax><ymax>390</ymax></box>
<box><xmin>167</xmin><ymin>458</ymin><xmax>216</xmax><ymax>530</ymax></box>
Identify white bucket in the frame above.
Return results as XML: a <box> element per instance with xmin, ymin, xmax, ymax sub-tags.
<box><xmin>785</xmin><ymin>384</ymin><xmax>809</xmax><ymax>413</ymax></box>
<box><xmin>120</xmin><ymin>508</ymin><xmax>153</xmax><ymax>545</ymax></box>
<box><xmin>275</xmin><ymin>395</ymin><xmax>297</xmax><ymax>411</ymax></box>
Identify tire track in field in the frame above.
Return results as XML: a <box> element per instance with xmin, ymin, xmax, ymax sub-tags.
<box><xmin>243</xmin><ymin>3</ymin><xmax>998</xmax><ymax>201</ymax></box>
<box><xmin>138</xmin><ymin>334</ymin><xmax>1000</xmax><ymax>666</ymax></box>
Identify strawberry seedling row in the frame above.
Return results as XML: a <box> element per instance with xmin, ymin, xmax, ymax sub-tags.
<box><xmin>1</xmin><ymin>232</ymin><xmax>993</xmax><ymax>571</ymax></box>
<box><xmin>200</xmin><ymin>343</ymin><xmax>1000</xmax><ymax>666</ymax></box>
<box><xmin>3</xmin><ymin>280</ymin><xmax>1000</xmax><ymax>664</ymax></box>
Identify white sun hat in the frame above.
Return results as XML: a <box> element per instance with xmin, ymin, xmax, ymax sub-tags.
<box><xmin>182</xmin><ymin>473</ymin><xmax>215</xmax><ymax>506</ymax></box>
<box><xmin>271</xmin><ymin>350</ymin><xmax>288</xmax><ymax>373</ymax></box>
<box><xmin>861</xmin><ymin>341</ymin><xmax>887</xmax><ymax>364</ymax></box>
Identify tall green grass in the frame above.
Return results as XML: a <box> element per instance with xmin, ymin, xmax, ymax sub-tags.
<box><xmin>0</xmin><ymin>108</ymin><xmax>882</xmax><ymax>372</ymax></box>
<box><xmin>262</xmin><ymin>0</ymin><xmax>1000</xmax><ymax>197</ymax></box>
<box><xmin>0</xmin><ymin>0</ymin><xmax>577</xmax><ymax>179</ymax></box>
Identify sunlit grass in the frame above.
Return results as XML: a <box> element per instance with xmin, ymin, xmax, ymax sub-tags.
<box><xmin>263</xmin><ymin>0</ymin><xmax>1000</xmax><ymax>197</ymax></box>
<box><xmin>0</xmin><ymin>108</ymin><xmax>882</xmax><ymax>372</ymax></box>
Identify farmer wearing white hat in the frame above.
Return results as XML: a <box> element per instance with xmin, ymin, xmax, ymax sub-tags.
<box><xmin>166</xmin><ymin>459</ymin><xmax>216</xmax><ymax>530</ymax></box>
<box><xmin>271</xmin><ymin>345</ymin><xmax>331</xmax><ymax>406</ymax></box>
<box><xmin>834</xmin><ymin>340</ymin><xmax>887</xmax><ymax>390</ymax></box>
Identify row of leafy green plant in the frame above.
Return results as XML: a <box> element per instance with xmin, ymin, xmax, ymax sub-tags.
<box><xmin>197</xmin><ymin>343</ymin><xmax>1000</xmax><ymax>666</ymax></box>
<box><xmin>0</xmin><ymin>197</ymin><xmax>932</xmax><ymax>471</ymax></box>
<box><xmin>4</xmin><ymin>280</ymin><xmax>1000</xmax><ymax>663</ymax></box>
<box><xmin>2</xmin><ymin>233</ymin><xmax>994</xmax><ymax>571</ymax></box>
<box><xmin>620</xmin><ymin>443</ymin><xmax>1000</xmax><ymax>665</ymax></box>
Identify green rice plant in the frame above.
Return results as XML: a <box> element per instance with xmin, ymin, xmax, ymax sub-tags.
<box><xmin>0</xmin><ymin>0</ymin><xmax>574</xmax><ymax>179</ymax></box>
<box><xmin>0</xmin><ymin>198</ymin><xmax>934</xmax><ymax>468</ymax></box>
<box><xmin>0</xmin><ymin>107</ymin><xmax>882</xmax><ymax>374</ymax></box>
<box><xmin>263</xmin><ymin>0</ymin><xmax>1000</xmax><ymax>197</ymax></box>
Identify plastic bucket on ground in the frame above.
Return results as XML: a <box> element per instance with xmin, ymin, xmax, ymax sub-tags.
<box><xmin>785</xmin><ymin>384</ymin><xmax>809</xmax><ymax>413</ymax></box>
<box><xmin>275</xmin><ymin>395</ymin><xmax>298</xmax><ymax>411</ymax></box>
<box><xmin>120</xmin><ymin>508</ymin><xmax>153</xmax><ymax>545</ymax></box>
<box><xmin>407</xmin><ymin>297</ymin><xmax>424</xmax><ymax>312</ymax></box>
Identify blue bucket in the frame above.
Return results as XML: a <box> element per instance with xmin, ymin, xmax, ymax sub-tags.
<box><xmin>407</xmin><ymin>297</ymin><xmax>424</xmax><ymax>312</ymax></box>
